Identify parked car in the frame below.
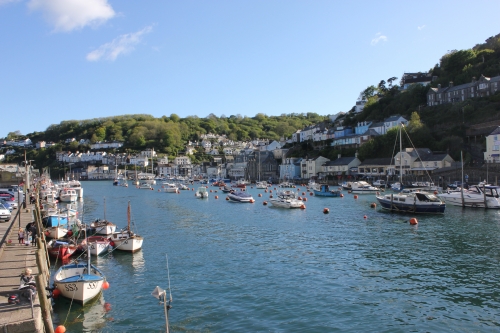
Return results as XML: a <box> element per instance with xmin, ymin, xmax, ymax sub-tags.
<box><xmin>0</xmin><ymin>192</ymin><xmax>15</xmax><ymax>201</ymax></box>
<box><xmin>0</xmin><ymin>200</ymin><xmax>13</xmax><ymax>212</ymax></box>
<box><xmin>0</xmin><ymin>203</ymin><xmax>12</xmax><ymax>221</ymax></box>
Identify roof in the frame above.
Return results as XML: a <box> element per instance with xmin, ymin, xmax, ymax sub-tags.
<box><xmin>417</xmin><ymin>153</ymin><xmax>451</xmax><ymax>162</ymax></box>
<box><xmin>489</xmin><ymin>126</ymin><xmax>500</xmax><ymax>136</ymax></box>
<box><xmin>324</xmin><ymin>157</ymin><xmax>356</xmax><ymax>166</ymax></box>
<box><xmin>384</xmin><ymin>115</ymin><xmax>405</xmax><ymax>122</ymax></box>
<box><xmin>359</xmin><ymin>158</ymin><xmax>393</xmax><ymax>166</ymax></box>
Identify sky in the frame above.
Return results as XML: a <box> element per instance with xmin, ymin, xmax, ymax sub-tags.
<box><xmin>1</xmin><ymin>0</ymin><xmax>500</xmax><ymax>139</ymax></box>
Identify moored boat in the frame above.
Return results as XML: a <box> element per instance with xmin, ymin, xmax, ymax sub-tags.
<box><xmin>438</xmin><ymin>184</ymin><xmax>500</xmax><ymax>208</ymax></box>
<box><xmin>313</xmin><ymin>184</ymin><xmax>341</xmax><ymax>197</ymax></box>
<box><xmin>109</xmin><ymin>201</ymin><xmax>144</xmax><ymax>252</ymax></box>
<box><xmin>269</xmin><ymin>190</ymin><xmax>305</xmax><ymax>209</ymax></box>
<box><xmin>195</xmin><ymin>187</ymin><xmax>209</xmax><ymax>198</ymax></box>
<box><xmin>227</xmin><ymin>191</ymin><xmax>254</xmax><ymax>203</ymax></box>
<box><xmin>53</xmin><ymin>261</ymin><xmax>106</xmax><ymax>304</ymax></box>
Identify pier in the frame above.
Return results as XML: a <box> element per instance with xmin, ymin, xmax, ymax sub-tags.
<box><xmin>0</xmin><ymin>203</ymin><xmax>54</xmax><ymax>333</ymax></box>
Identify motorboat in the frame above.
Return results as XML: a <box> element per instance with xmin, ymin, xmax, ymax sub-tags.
<box><xmin>176</xmin><ymin>183</ymin><xmax>189</xmax><ymax>190</ymax></box>
<box><xmin>109</xmin><ymin>202</ymin><xmax>144</xmax><ymax>252</ymax></box>
<box><xmin>341</xmin><ymin>182</ymin><xmax>352</xmax><ymax>190</ymax></box>
<box><xmin>227</xmin><ymin>191</ymin><xmax>254</xmax><ymax>203</ymax></box>
<box><xmin>269</xmin><ymin>190</ymin><xmax>305</xmax><ymax>209</ymax></box>
<box><xmin>53</xmin><ymin>260</ymin><xmax>106</xmax><ymax>304</ymax></box>
<box><xmin>438</xmin><ymin>185</ymin><xmax>500</xmax><ymax>208</ymax></box>
<box><xmin>59</xmin><ymin>188</ymin><xmax>78</xmax><ymax>202</ymax></box>
<box><xmin>162</xmin><ymin>183</ymin><xmax>179</xmax><ymax>193</ymax></box>
<box><xmin>313</xmin><ymin>184</ymin><xmax>341</xmax><ymax>197</ymax></box>
<box><xmin>372</xmin><ymin>179</ymin><xmax>387</xmax><ymax>187</ymax></box>
<box><xmin>67</xmin><ymin>180</ymin><xmax>84</xmax><ymax>199</ymax></box>
<box><xmin>278</xmin><ymin>182</ymin><xmax>296</xmax><ymax>188</ymax></box>
<box><xmin>42</xmin><ymin>215</ymin><xmax>69</xmax><ymax>239</ymax></box>
<box><xmin>349</xmin><ymin>181</ymin><xmax>380</xmax><ymax>194</ymax></box>
<box><xmin>376</xmin><ymin>191</ymin><xmax>446</xmax><ymax>214</ymax></box>
<box><xmin>221</xmin><ymin>185</ymin><xmax>232</xmax><ymax>193</ymax></box>
<box><xmin>195</xmin><ymin>187</ymin><xmax>209</xmax><ymax>198</ymax></box>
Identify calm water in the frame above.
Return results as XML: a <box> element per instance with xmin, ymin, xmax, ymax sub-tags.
<box><xmin>51</xmin><ymin>182</ymin><xmax>500</xmax><ymax>332</ymax></box>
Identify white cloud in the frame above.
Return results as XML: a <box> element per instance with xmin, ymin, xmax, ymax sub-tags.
<box><xmin>86</xmin><ymin>26</ymin><xmax>153</xmax><ymax>62</ymax></box>
<box><xmin>418</xmin><ymin>25</ymin><xmax>426</xmax><ymax>30</ymax></box>
<box><xmin>371</xmin><ymin>33</ymin><xmax>388</xmax><ymax>46</ymax></box>
<box><xmin>28</xmin><ymin>0</ymin><xmax>115</xmax><ymax>32</ymax></box>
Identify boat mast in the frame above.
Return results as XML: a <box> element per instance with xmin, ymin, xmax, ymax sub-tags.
<box><xmin>127</xmin><ymin>201</ymin><xmax>131</xmax><ymax>232</ymax></box>
<box><xmin>460</xmin><ymin>151</ymin><xmax>465</xmax><ymax>207</ymax></box>
<box><xmin>104</xmin><ymin>197</ymin><xmax>107</xmax><ymax>221</ymax></box>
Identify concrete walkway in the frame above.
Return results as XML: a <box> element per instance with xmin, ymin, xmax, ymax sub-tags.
<box><xmin>0</xmin><ymin>206</ymin><xmax>43</xmax><ymax>333</ymax></box>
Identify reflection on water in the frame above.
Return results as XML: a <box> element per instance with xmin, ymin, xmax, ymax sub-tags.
<box><xmin>53</xmin><ymin>294</ymin><xmax>108</xmax><ymax>332</ymax></box>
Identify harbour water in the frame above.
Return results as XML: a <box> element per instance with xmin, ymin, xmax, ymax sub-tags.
<box><xmin>52</xmin><ymin>182</ymin><xmax>500</xmax><ymax>332</ymax></box>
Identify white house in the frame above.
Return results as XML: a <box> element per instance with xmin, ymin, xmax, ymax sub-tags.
<box><xmin>484</xmin><ymin>126</ymin><xmax>500</xmax><ymax>162</ymax></box>
<box><xmin>301</xmin><ymin>156</ymin><xmax>330</xmax><ymax>179</ymax></box>
<box><xmin>173</xmin><ymin>156</ymin><xmax>191</xmax><ymax>165</ymax></box>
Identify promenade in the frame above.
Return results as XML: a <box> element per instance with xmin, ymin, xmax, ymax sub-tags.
<box><xmin>0</xmin><ymin>206</ymin><xmax>43</xmax><ymax>332</ymax></box>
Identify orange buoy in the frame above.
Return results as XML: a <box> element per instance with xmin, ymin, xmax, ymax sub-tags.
<box><xmin>250</xmin><ymin>199</ymin><xmax>255</xmax><ymax>203</ymax></box>
<box><xmin>269</xmin><ymin>195</ymin><xmax>273</xmax><ymax>198</ymax></box>
<box><xmin>434</xmin><ymin>191</ymin><xmax>438</xmax><ymax>195</ymax></box>
<box><xmin>52</xmin><ymin>288</ymin><xmax>61</xmax><ymax>298</ymax></box>
<box><xmin>303</xmin><ymin>197</ymin><xmax>307</xmax><ymax>202</ymax></box>
<box><xmin>263</xmin><ymin>201</ymin><xmax>268</xmax><ymax>205</ymax></box>
<box><xmin>340</xmin><ymin>193</ymin><xmax>344</xmax><ymax>198</ymax></box>
<box><xmin>265</xmin><ymin>189</ymin><xmax>268</xmax><ymax>193</ymax></box>
<box><xmin>102</xmin><ymin>281</ymin><xmax>110</xmax><ymax>290</ymax></box>
<box><xmin>210</xmin><ymin>190</ymin><xmax>213</xmax><ymax>192</ymax></box>
<box><xmin>300</xmin><ymin>204</ymin><xmax>306</xmax><ymax>209</ymax></box>
<box><xmin>298</xmin><ymin>196</ymin><xmax>302</xmax><ymax>200</ymax></box>
<box><xmin>270</xmin><ymin>190</ymin><xmax>273</xmax><ymax>193</ymax></box>
<box><xmin>370</xmin><ymin>203</ymin><xmax>377</xmax><ymax>208</ymax></box>
<box><xmin>364</xmin><ymin>215</ymin><xmax>367</xmax><ymax>219</ymax></box>
<box><xmin>410</xmin><ymin>218</ymin><xmax>418</xmax><ymax>225</ymax></box>
<box><xmin>215</xmin><ymin>195</ymin><xmax>219</xmax><ymax>199</ymax></box>
<box><xmin>55</xmin><ymin>325</ymin><xmax>66</xmax><ymax>333</ymax></box>
<box><xmin>161</xmin><ymin>185</ymin><xmax>165</xmax><ymax>188</ymax></box>
<box><xmin>302</xmin><ymin>192</ymin><xmax>305</xmax><ymax>195</ymax></box>
<box><xmin>310</xmin><ymin>192</ymin><xmax>313</xmax><ymax>196</ymax></box>
<box><xmin>323</xmin><ymin>208</ymin><xmax>329</xmax><ymax>214</ymax></box>
<box><xmin>191</xmin><ymin>188</ymin><xmax>194</xmax><ymax>191</ymax></box>
<box><xmin>226</xmin><ymin>196</ymin><xmax>229</xmax><ymax>200</ymax></box>
<box><xmin>354</xmin><ymin>195</ymin><xmax>358</xmax><ymax>199</ymax></box>
<box><xmin>258</xmin><ymin>193</ymin><xmax>262</xmax><ymax>197</ymax></box>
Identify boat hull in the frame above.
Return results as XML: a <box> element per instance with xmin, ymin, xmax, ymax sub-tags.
<box><xmin>54</xmin><ymin>263</ymin><xmax>105</xmax><ymax>304</ymax></box>
<box><xmin>376</xmin><ymin>197</ymin><xmax>446</xmax><ymax>214</ymax></box>
<box><xmin>110</xmin><ymin>233</ymin><xmax>144</xmax><ymax>252</ymax></box>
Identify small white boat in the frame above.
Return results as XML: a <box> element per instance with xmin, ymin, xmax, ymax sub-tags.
<box><xmin>109</xmin><ymin>202</ymin><xmax>144</xmax><ymax>252</ymax></box>
<box><xmin>53</xmin><ymin>261</ymin><xmax>106</xmax><ymax>304</ymax></box>
<box><xmin>138</xmin><ymin>182</ymin><xmax>153</xmax><ymax>190</ymax></box>
<box><xmin>227</xmin><ymin>191</ymin><xmax>254</xmax><ymax>203</ymax></box>
<box><xmin>278</xmin><ymin>182</ymin><xmax>296</xmax><ymax>188</ymax></box>
<box><xmin>350</xmin><ymin>181</ymin><xmax>380</xmax><ymax>194</ymax></box>
<box><xmin>195</xmin><ymin>187</ymin><xmax>209</xmax><ymax>198</ymax></box>
<box><xmin>162</xmin><ymin>183</ymin><xmax>179</xmax><ymax>193</ymax></box>
<box><xmin>269</xmin><ymin>190</ymin><xmax>305</xmax><ymax>209</ymax></box>
<box><xmin>59</xmin><ymin>188</ymin><xmax>78</xmax><ymax>202</ymax></box>
<box><xmin>81</xmin><ymin>236</ymin><xmax>110</xmax><ymax>256</ymax></box>
<box><xmin>90</xmin><ymin>219</ymin><xmax>117</xmax><ymax>236</ymax></box>
<box><xmin>176</xmin><ymin>183</ymin><xmax>189</xmax><ymax>190</ymax></box>
<box><xmin>256</xmin><ymin>181</ymin><xmax>268</xmax><ymax>189</ymax></box>
<box><xmin>43</xmin><ymin>215</ymin><xmax>69</xmax><ymax>239</ymax></box>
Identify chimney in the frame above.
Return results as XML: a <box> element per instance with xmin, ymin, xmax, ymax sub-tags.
<box><xmin>437</xmin><ymin>84</ymin><xmax>441</xmax><ymax>89</ymax></box>
<box><xmin>338</xmin><ymin>154</ymin><xmax>341</xmax><ymax>159</ymax></box>
<box><xmin>355</xmin><ymin>151</ymin><xmax>358</xmax><ymax>158</ymax></box>
<box><xmin>449</xmin><ymin>81</ymin><xmax>453</xmax><ymax>87</ymax></box>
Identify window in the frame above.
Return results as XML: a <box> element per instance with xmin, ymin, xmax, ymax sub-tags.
<box><xmin>494</xmin><ymin>145</ymin><xmax>499</xmax><ymax>151</ymax></box>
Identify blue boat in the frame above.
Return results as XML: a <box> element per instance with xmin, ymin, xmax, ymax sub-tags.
<box><xmin>42</xmin><ymin>215</ymin><xmax>69</xmax><ymax>228</ymax></box>
<box><xmin>313</xmin><ymin>184</ymin><xmax>341</xmax><ymax>197</ymax></box>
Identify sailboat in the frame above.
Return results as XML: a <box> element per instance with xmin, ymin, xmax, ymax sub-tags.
<box><xmin>90</xmin><ymin>198</ymin><xmax>117</xmax><ymax>236</ymax></box>
<box><xmin>109</xmin><ymin>201</ymin><xmax>144</xmax><ymax>252</ymax></box>
<box><xmin>375</xmin><ymin>124</ymin><xmax>446</xmax><ymax>214</ymax></box>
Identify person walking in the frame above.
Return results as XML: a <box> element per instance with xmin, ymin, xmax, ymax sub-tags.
<box><xmin>29</xmin><ymin>224</ymin><xmax>37</xmax><ymax>247</ymax></box>
<box><xmin>18</xmin><ymin>228</ymin><xmax>25</xmax><ymax>245</ymax></box>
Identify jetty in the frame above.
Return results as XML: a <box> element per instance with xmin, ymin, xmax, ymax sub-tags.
<box><xmin>0</xmin><ymin>202</ymin><xmax>54</xmax><ymax>333</ymax></box>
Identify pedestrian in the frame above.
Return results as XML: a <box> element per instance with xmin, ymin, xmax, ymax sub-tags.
<box><xmin>18</xmin><ymin>228</ymin><xmax>24</xmax><ymax>245</ymax></box>
<box><xmin>29</xmin><ymin>224</ymin><xmax>37</xmax><ymax>247</ymax></box>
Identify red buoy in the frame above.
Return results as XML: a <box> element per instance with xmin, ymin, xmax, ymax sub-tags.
<box><xmin>102</xmin><ymin>281</ymin><xmax>110</xmax><ymax>290</ymax></box>
<box><xmin>300</xmin><ymin>204</ymin><xmax>306</xmax><ymax>209</ymax></box>
<box><xmin>215</xmin><ymin>196</ymin><xmax>219</xmax><ymax>199</ymax></box>
<box><xmin>52</xmin><ymin>288</ymin><xmax>61</xmax><ymax>298</ymax></box>
<box><xmin>323</xmin><ymin>208</ymin><xmax>329</xmax><ymax>214</ymax></box>
<box><xmin>410</xmin><ymin>218</ymin><xmax>418</xmax><ymax>225</ymax></box>
<box><xmin>263</xmin><ymin>201</ymin><xmax>268</xmax><ymax>205</ymax></box>
<box><xmin>354</xmin><ymin>195</ymin><xmax>358</xmax><ymax>199</ymax></box>
<box><xmin>370</xmin><ymin>203</ymin><xmax>377</xmax><ymax>208</ymax></box>
<box><xmin>55</xmin><ymin>325</ymin><xmax>66</xmax><ymax>333</ymax></box>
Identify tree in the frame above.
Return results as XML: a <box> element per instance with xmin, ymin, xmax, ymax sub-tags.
<box><xmin>407</xmin><ymin>112</ymin><xmax>423</xmax><ymax>132</ymax></box>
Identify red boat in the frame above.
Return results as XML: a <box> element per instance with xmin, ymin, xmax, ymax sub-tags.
<box><xmin>47</xmin><ymin>240</ymin><xmax>77</xmax><ymax>260</ymax></box>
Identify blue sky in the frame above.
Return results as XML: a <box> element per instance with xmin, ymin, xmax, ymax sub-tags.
<box><xmin>1</xmin><ymin>0</ymin><xmax>499</xmax><ymax>139</ymax></box>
